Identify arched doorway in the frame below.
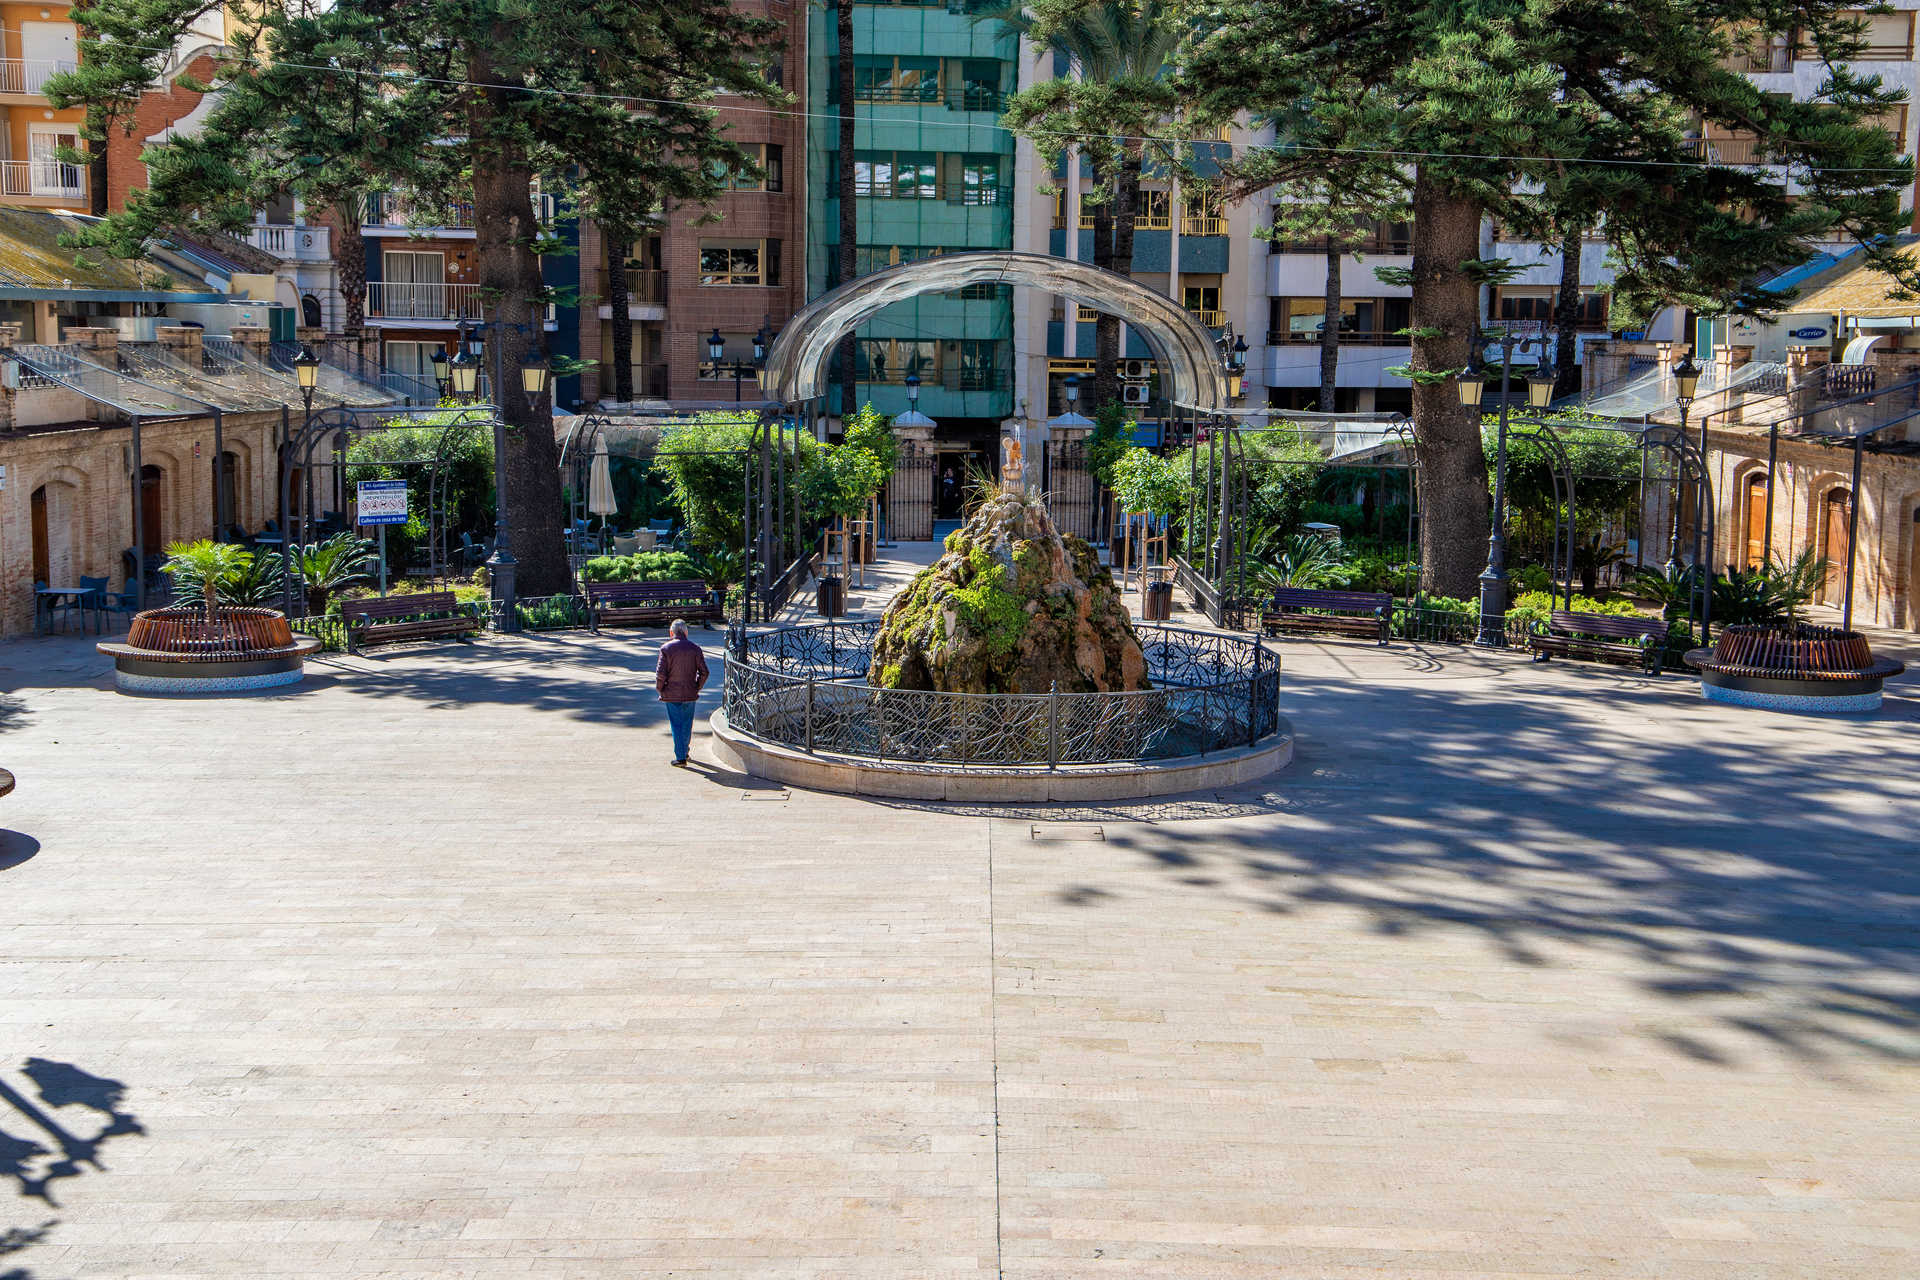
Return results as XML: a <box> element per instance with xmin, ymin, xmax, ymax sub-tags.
<box><xmin>214</xmin><ymin>450</ymin><xmax>240</xmax><ymax>533</ymax></box>
<box><xmin>1743</xmin><ymin>472</ymin><xmax>1770</xmax><ymax>568</ymax></box>
<box><xmin>1822</xmin><ymin>486</ymin><xmax>1853</xmax><ymax>605</ymax></box>
<box><xmin>134</xmin><ymin>464</ymin><xmax>163</xmax><ymax>553</ymax></box>
<box><xmin>301</xmin><ymin>294</ymin><xmax>323</xmax><ymax>329</ymax></box>
<box><xmin>30</xmin><ymin>485</ymin><xmax>49</xmax><ymax>582</ymax></box>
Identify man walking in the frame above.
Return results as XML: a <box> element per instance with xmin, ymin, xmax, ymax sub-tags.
<box><xmin>654</xmin><ymin>618</ymin><xmax>709</xmax><ymax>766</ymax></box>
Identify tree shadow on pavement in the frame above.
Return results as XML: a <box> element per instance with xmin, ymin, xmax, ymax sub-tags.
<box><xmin>1025</xmin><ymin>661</ymin><xmax>1920</xmax><ymax>1070</ymax></box>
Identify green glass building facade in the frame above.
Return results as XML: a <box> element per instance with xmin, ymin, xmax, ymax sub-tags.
<box><xmin>806</xmin><ymin>1</ymin><xmax>1017</xmax><ymax>442</ymax></box>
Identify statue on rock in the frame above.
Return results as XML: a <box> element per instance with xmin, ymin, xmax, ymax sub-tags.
<box><xmin>870</xmin><ymin>489</ymin><xmax>1150</xmax><ymax>694</ymax></box>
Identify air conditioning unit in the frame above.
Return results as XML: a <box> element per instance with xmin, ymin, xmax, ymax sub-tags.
<box><xmin>1122</xmin><ymin>359</ymin><xmax>1150</xmax><ymax>380</ymax></box>
<box><xmin>1122</xmin><ymin>383</ymin><xmax>1151</xmax><ymax>405</ymax></box>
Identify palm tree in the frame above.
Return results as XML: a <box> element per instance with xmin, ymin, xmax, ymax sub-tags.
<box><xmin>293</xmin><ymin>532</ymin><xmax>378</xmax><ymax>614</ymax></box>
<box><xmin>981</xmin><ymin>2</ymin><xmax>1184</xmax><ymax>412</ymax></box>
<box><xmin>161</xmin><ymin>540</ymin><xmax>256</xmax><ymax>618</ymax></box>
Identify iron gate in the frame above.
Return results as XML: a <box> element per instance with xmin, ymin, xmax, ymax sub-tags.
<box><xmin>1044</xmin><ymin>438</ymin><xmax>1095</xmax><ymax>539</ymax></box>
<box><xmin>887</xmin><ymin>440</ymin><xmax>935</xmax><ymax>541</ymax></box>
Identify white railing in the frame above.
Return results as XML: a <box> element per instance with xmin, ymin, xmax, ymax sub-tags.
<box><xmin>365</xmin><ymin>190</ymin><xmax>557</xmax><ymax>230</ymax></box>
<box><xmin>366</xmin><ymin>281</ymin><xmax>487</xmax><ymax>322</ymax></box>
<box><xmin>0</xmin><ymin>159</ymin><xmax>85</xmax><ymax>200</ymax></box>
<box><xmin>244</xmin><ymin>224</ymin><xmax>332</xmax><ymax>262</ymax></box>
<box><xmin>0</xmin><ymin>58</ymin><xmax>77</xmax><ymax>95</ymax></box>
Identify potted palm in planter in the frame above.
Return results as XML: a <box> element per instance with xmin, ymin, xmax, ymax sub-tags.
<box><xmin>100</xmin><ymin>540</ymin><xmax>320</xmax><ymax>693</ymax></box>
<box><xmin>1685</xmin><ymin>549</ymin><xmax>1904</xmax><ymax>712</ymax></box>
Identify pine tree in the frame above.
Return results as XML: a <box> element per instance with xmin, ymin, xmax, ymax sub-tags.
<box><xmin>61</xmin><ymin>0</ymin><xmax>779</xmax><ymax>596</ymax></box>
<box><xmin>1182</xmin><ymin>0</ymin><xmax>1913</xmax><ymax>596</ymax></box>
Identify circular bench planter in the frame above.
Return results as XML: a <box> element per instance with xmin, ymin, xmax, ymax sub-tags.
<box><xmin>99</xmin><ymin>607</ymin><xmax>323</xmax><ymax>695</ymax></box>
<box><xmin>1684</xmin><ymin>623</ymin><xmax>1904</xmax><ymax>714</ymax></box>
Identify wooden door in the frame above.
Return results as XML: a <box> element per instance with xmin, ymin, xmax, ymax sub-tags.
<box><xmin>1823</xmin><ymin>489</ymin><xmax>1852</xmax><ymax>603</ymax></box>
<box><xmin>135</xmin><ymin>465</ymin><xmax>163</xmax><ymax>554</ymax></box>
<box><xmin>30</xmin><ymin>486</ymin><xmax>49</xmax><ymax>583</ymax></box>
<box><xmin>1745</xmin><ymin>475</ymin><xmax>1770</xmax><ymax>568</ymax></box>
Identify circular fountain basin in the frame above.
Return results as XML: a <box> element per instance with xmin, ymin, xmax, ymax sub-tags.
<box><xmin>1684</xmin><ymin>623</ymin><xmax>1904</xmax><ymax>714</ymax></box>
<box><xmin>99</xmin><ymin>607</ymin><xmax>323</xmax><ymax>695</ymax></box>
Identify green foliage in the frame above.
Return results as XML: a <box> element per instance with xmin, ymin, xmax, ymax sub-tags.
<box><xmin>293</xmin><ymin>532</ymin><xmax>378</xmax><ymax>613</ymax></box>
<box><xmin>655</xmin><ymin>413</ymin><xmax>774</xmax><ymax>549</ymax></box>
<box><xmin>805</xmin><ymin>442</ymin><xmax>890</xmax><ymax>522</ymax></box>
<box><xmin>161</xmin><ymin>540</ymin><xmax>255</xmax><ymax>612</ymax></box>
<box><xmin>1086</xmin><ymin>401</ymin><xmax>1132</xmax><ymax>489</ymax></box>
<box><xmin>1392</xmin><ymin>593</ymin><xmax>1476</xmax><ymax>641</ymax></box>
<box><xmin>345</xmin><ymin>420</ymin><xmax>494</xmax><ymax>571</ymax></box>
<box><xmin>1255</xmin><ymin>533</ymin><xmax>1345</xmax><ymax>591</ymax></box>
<box><xmin>1513</xmin><ymin>563</ymin><xmax>1554</xmax><ymax>595</ymax></box>
<box><xmin>516</xmin><ymin>595</ymin><xmax>588</xmax><ymax>631</ymax></box>
<box><xmin>1711</xmin><ymin>547</ymin><xmax>1831</xmax><ymax>626</ymax></box>
<box><xmin>842</xmin><ymin>403</ymin><xmax>898</xmax><ymax>479</ymax></box>
<box><xmin>690</xmin><ymin>545</ymin><xmax>747</xmax><ymax>591</ymax></box>
<box><xmin>579</xmin><ymin>551</ymin><xmax>701</xmax><ymax>584</ymax></box>
<box><xmin>1108</xmin><ymin>447</ymin><xmax>1192</xmax><ymax>517</ymax></box>
<box><xmin>1571</xmin><ymin>532</ymin><xmax>1631</xmax><ymax>595</ymax></box>
<box><xmin>1323</xmin><ymin>550</ymin><xmax>1418</xmax><ymax>595</ymax></box>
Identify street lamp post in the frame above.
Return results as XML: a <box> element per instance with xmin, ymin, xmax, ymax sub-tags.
<box><xmin>1463</xmin><ymin>331</ymin><xmax>1556</xmax><ymax>646</ymax></box>
<box><xmin>706</xmin><ymin>327</ymin><xmax>767</xmax><ymax>402</ymax></box>
<box><xmin>291</xmin><ymin>345</ymin><xmax>320</xmax><ymax>546</ymax></box>
<box><xmin>1666</xmin><ymin>349</ymin><xmax>1702</xmax><ymax>580</ymax></box>
<box><xmin>429</xmin><ymin>347</ymin><xmax>451</xmax><ymax>401</ymax></box>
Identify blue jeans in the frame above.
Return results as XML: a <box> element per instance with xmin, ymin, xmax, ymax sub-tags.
<box><xmin>664</xmin><ymin>699</ymin><xmax>697</xmax><ymax>762</ymax></box>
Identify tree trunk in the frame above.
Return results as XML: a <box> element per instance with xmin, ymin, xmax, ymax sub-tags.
<box><xmin>467</xmin><ymin>40</ymin><xmax>569</xmax><ymax>597</ymax></box>
<box><xmin>1319</xmin><ymin>242</ymin><xmax>1342</xmax><ymax>410</ymax></box>
<box><xmin>1553</xmin><ymin>225</ymin><xmax>1582</xmax><ymax>399</ymax></box>
<box><xmin>87</xmin><ymin>128</ymin><xmax>108</xmax><ymax>217</ymax></box>
<box><xmin>333</xmin><ymin>201</ymin><xmax>366</xmax><ymax>333</ymax></box>
<box><xmin>1407</xmin><ymin>170</ymin><xmax>1490</xmax><ymax>598</ymax></box>
<box><xmin>606</xmin><ymin>225</ymin><xmax>634</xmax><ymax>403</ymax></box>
<box><xmin>834</xmin><ymin>0</ymin><xmax>857</xmax><ymax>425</ymax></box>
<box><xmin>1090</xmin><ymin>183</ymin><xmax>1118</xmax><ymax>413</ymax></box>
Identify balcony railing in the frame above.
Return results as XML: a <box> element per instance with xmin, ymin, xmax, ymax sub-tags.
<box><xmin>1270</xmin><ymin>329</ymin><xmax>1407</xmax><ymax>346</ymax></box>
<box><xmin>365</xmin><ymin>190</ymin><xmax>558</xmax><ymax>230</ymax></box>
<box><xmin>1182</xmin><ymin>215</ymin><xmax>1227</xmax><ymax>236</ymax></box>
<box><xmin>243</xmin><ymin>224</ymin><xmax>333</xmax><ymax>262</ymax></box>
<box><xmin>0</xmin><ymin>58</ymin><xmax>76</xmax><ymax>95</ymax></box>
<box><xmin>852</xmin><ymin>182</ymin><xmax>1011</xmax><ymax>206</ymax></box>
<box><xmin>0</xmin><ymin>159</ymin><xmax>85</xmax><ymax>200</ymax></box>
<box><xmin>594</xmin><ymin>268</ymin><xmax>668</xmax><ymax>305</ymax></box>
<box><xmin>1270</xmin><ymin>229</ymin><xmax>1413</xmax><ymax>255</ymax></box>
<box><xmin>1683</xmin><ymin>135</ymin><xmax>1772</xmax><ymax>165</ymax></box>
<box><xmin>1186</xmin><ymin>308</ymin><xmax>1225</xmax><ymax>328</ymax></box>
<box><xmin>366</xmin><ymin>281</ymin><xmax>487</xmax><ymax>322</ymax></box>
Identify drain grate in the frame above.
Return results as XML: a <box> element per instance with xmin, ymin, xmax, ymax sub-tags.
<box><xmin>1029</xmin><ymin>823</ymin><xmax>1106</xmax><ymax>843</ymax></box>
<box><xmin>741</xmin><ymin>788</ymin><xmax>791</xmax><ymax>802</ymax></box>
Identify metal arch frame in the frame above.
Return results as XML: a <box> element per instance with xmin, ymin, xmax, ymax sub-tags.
<box><xmin>1640</xmin><ymin>421</ymin><xmax>1717</xmax><ymax>640</ymax></box>
<box><xmin>427</xmin><ymin>414</ymin><xmax>495</xmax><ymax>580</ymax></box>
<box><xmin>761</xmin><ymin>250</ymin><xmax>1229</xmax><ymax>413</ymax></box>
<box><xmin>1495</xmin><ymin>415</ymin><xmax>1580</xmax><ymax>614</ymax></box>
<box><xmin>277</xmin><ymin>405</ymin><xmax>506</xmax><ymax>617</ymax></box>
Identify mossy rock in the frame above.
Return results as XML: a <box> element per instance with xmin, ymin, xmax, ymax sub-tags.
<box><xmin>870</xmin><ymin>490</ymin><xmax>1148</xmax><ymax>694</ymax></box>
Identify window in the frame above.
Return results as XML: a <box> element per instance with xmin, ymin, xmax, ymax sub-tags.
<box><xmin>698</xmin><ymin>238</ymin><xmax>779</xmax><ymax>286</ymax></box>
<box><xmin>855</xmin><ymin>339</ymin><xmax>937</xmax><ymax>383</ymax></box>
<box><xmin>379</xmin><ymin>251</ymin><xmax>446</xmax><ymax>320</ymax></box>
<box><xmin>1183</xmin><ymin>191</ymin><xmax>1225</xmax><ymax>235</ymax></box>
<box><xmin>1183</xmin><ymin>285</ymin><xmax>1222</xmax><ymax>327</ymax></box>
<box><xmin>951</xmin><ymin>340</ymin><xmax>1001</xmax><ymax>390</ymax></box>
<box><xmin>1271</xmin><ymin>296</ymin><xmax>1412</xmax><ymax>343</ymax></box>
<box><xmin>852</xmin><ymin>151</ymin><xmax>939</xmax><ymax>199</ymax></box>
<box><xmin>958</xmin><ymin>154</ymin><xmax>1002</xmax><ymax>205</ymax></box>
<box><xmin>1137</xmin><ymin>190</ymin><xmax>1172</xmax><ymax>230</ymax></box>
<box><xmin>716</xmin><ymin>144</ymin><xmax>783</xmax><ymax>192</ymax></box>
<box><xmin>853</xmin><ymin>55</ymin><xmax>942</xmax><ymax>103</ymax></box>
<box><xmin>1495</xmin><ymin>287</ymin><xmax>1608</xmax><ymax>329</ymax></box>
<box><xmin>955</xmin><ymin>60</ymin><xmax>1002</xmax><ymax>111</ymax></box>
<box><xmin>384</xmin><ymin>340</ymin><xmax>442</xmax><ymax>395</ymax></box>
<box><xmin>27</xmin><ymin>127</ymin><xmax>82</xmax><ymax>197</ymax></box>
<box><xmin>1832</xmin><ymin>10</ymin><xmax>1914</xmax><ymax>58</ymax></box>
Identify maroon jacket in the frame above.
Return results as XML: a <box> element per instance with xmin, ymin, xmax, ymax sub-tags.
<box><xmin>654</xmin><ymin>636</ymin><xmax>709</xmax><ymax>703</ymax></box>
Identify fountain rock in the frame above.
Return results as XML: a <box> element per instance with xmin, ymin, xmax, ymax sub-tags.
<box><xmin>869</xmin><ymin>490</ymin><xmax>1148</xmax><ymax>694</ymax></box>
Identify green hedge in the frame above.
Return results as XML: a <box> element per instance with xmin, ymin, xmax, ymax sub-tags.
<box><xmin>580</xmin><ymin>551</ymin><xmax>701</xmax><ymax>584</ymax></box>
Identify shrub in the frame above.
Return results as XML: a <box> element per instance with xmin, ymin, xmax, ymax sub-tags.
<box><xmin>581</xmin><ymin>551</ymin><xmax>701</xmax><ymax>583</ymax></box>
<box><xmin>1513</xmin><ymin>563</ymin><xmax>1553</xmax><ymax>594</ymax></box>
<box><xmin>1392</xmin><ymin>592</ymin><xmax>1475</xmax><ymax>640</ymax></box>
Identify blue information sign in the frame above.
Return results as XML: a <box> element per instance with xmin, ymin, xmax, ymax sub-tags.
<box><xmin>1124</xmin><ymin>421</ymin><xmax>1162</xmax><ymax>448</ymax></box>
<box><xmin>356</xmin><ymin>479</ymin><xmax>410</xmax><ymax>526</ymax></box>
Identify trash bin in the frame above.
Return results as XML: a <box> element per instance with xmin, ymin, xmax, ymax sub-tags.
<box><xmin>816</xmin><ymin>575</ymin><xmax>845</xmax><ymax>618</ymax></box>
<box><xmin>1143</xmin><ymin>580</ymin><xmax>1174</xmax><ymax>621</ymax></box>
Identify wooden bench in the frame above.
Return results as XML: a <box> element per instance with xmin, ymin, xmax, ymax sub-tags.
<box><xmin>1261</xmin><ymin>587</ymin><xmax>1391</xmax><ymax>645</ymax></box>
<box><xmin>341</xmin><ymin>591</ymin><xmax>484</xmax><ymax>654</ymax></box>
<box><xmin>586</xmin><ymin>580</ymin><xmax>722</xmax><ymax>632</ymax></box>
<box><xmin>1528</xmin><ymin>609</ymin><xmax>1667</xmax><ymax>674</ymax></box>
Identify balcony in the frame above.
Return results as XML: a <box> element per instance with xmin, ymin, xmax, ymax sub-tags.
<box><xmin>594</xmin><ymin>268</ymin><xmax>668</xmax><ymax>305</ymax></box>
<box><xmin>366</xmin><ymin>281</ymin><xmax>486</xmax><ymax>323</ymax></box>
<box><xmin>1181</xmin><ymin>215</ymin><xmax>1227</xmax><ymax>236</ymax></box>
<box><xmin>851</xmin><ymin>182</ymin><xmax>1011</xmax><ymax>207</ymax></box>
<box><xmin>0</xmin><ymin>159</ymin><xmax>84</xmax><ymax>201</ymax></box>
<box><xmin>1683</xmin><ymin>135</ymin><xmax>1772</xmax><ymax>165</ymax></box>
<box><xmin>243</xmin><ymin>224</ymin><xmax>333</xmax><ymax>262</ymax></box>
<box><xmin>1269</xmin><ymin>328</ymin><xmax>1406</xmax><ymax>346</ymax></box>
<box><xmin>364</xmin><ymin>190</ymin><xmax>557</xmax><ymax>233</ymax></box>
<box><xmin>1186</xmin><ymin>308</ymin><xmax>1225</xmax><ymax>328</ymax></box>
<box><xmin>0</xmin><ymin>58</ymin><xmax>76</xmax><ymax>96</ymax></box>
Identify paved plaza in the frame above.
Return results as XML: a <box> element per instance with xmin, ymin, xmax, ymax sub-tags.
<box><xmin>0</xmin><ymin>600</ymin><xmax>1916</xmax><ymax>1278</ymax></box>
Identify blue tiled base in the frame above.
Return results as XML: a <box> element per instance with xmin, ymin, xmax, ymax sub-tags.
<box><xmin>1700</xmin><ymin>681</ymin><xmax>1881</xmax><ymax>714</ymax></box>
<box><xmin>115</xmin><ymin>667</ymin><xmax>306</xmax><ymax>695</ymax></box>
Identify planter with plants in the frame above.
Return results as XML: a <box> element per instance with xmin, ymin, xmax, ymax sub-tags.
<box><xmin>1682</xmin><ymin>550</ymin><xmax>1905</xmax><ymax>712</ymax></box>
<box><xmin>97</xmin><ymin>540</ymin><xmax>322</xmax><ymax>694</ymax></box>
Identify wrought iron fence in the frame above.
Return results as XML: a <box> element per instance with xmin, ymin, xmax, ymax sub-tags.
<box><xmin>723</xmin><ymin>620</ymin><xmax>1282</xmax><ymax>767</ymax></box>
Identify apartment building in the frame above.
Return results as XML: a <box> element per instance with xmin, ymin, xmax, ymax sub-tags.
<box><xmin>805</xmin><ymin>0</ymin><xmax>1018</xmax><ymax>462</ymax></box>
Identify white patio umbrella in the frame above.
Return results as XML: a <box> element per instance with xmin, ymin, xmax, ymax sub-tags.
<box><xmin>587</xmin><ymin>437</ymin><xmax>618</xmax><ymax>546</ymax></box>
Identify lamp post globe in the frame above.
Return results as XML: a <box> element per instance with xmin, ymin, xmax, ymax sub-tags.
<box><xmin>429</xmin><ymin>347</ymin><xmax>450</xmax><ymax>399</ymax></box>
<box><xmin>1456</xmin><ymin>357</ymin><xmax>1488</xmax><ymax>408</ymax></box>
<box><xmin>449</xmin><ymin>350</ymin><xmax>480</xmax><ymax>401</ymax></box>
<box><xmin>1064</xmin><ymin>373</ymin><xmax>1079</xmax><ymax>407</ymax></box>
<box><xmin>905</xmin><ymin>372</ymin><xmax>920</xmax><ymax>407</ymax></box>
<box><xmin>707</xmin><ymin>329</ymin><xmax>725</xmax><ymax>366</ymax></box>
<box><xmin>519</xmin><ymin>350</ymin><xmax>551</xmax><ymax>400</ymax></box>
<box><xmin>1526</xmin><ymin>366</ymin><xmax>1557</xmax><ymax>410</ymax></box>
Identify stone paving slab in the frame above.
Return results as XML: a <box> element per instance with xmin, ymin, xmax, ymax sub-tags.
<box><xmin>0</xmin><ymin>619</ymin><xmax>1914</xmax><ymax>1278</ymax></box>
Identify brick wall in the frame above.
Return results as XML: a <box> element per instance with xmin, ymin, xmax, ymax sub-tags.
<box><xmin>106</xmin><ymin>52</ymin><xmax>221</xmax><ymax>213</ymax></box>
